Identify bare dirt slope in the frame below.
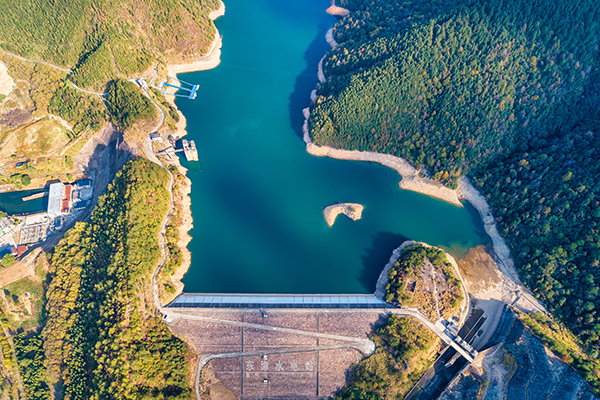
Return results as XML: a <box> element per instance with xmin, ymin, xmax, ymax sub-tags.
<box><xmin>0</xmin><ymin>248</ymin><xmax>41</xmax><ymax>288</ymax></box>
<box><xmin>0</xmin><ymin>61</ymin><xmax>13</xmax><ymax>95</ymax></box>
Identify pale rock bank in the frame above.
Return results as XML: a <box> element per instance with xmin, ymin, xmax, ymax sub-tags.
<box><xmin>161</xmin><ymin>0</ymin><xmax>225</xmax><ymax>301</ymax></box>
<box><xmin>323</xmin><ymin>203</ymin><xmax>364</xmax><ymax>227</ymax></box>
<box><xmin>304</xmin><ymin>2</ymin><xmax>546</xmax><ymax>318</ymax></box>
<box><xmin>326</xmin><ymin>0</ymin><xmax>350</xmax><ymax>16</ymax></box>
<box><xmin>302</xmin><ymin>109</ymin><xmax>462</xmax><ymax>206</ymax></box>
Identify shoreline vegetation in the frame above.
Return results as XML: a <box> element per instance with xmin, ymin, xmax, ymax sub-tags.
<box><xmin>374</xmin><ymin>240</ymin><xmax>470</xmax><ymax>326</ymax></box>
<box><xmin>159</xmin><ymin>0</ymin><xmax>225</xmax><ymax>302</ymax></box>
<box><xmin>323</xmin><ymin>203</ymin><xmax>364</xmax><ymax>227</ymax></box>
<box><xmin>303</xmin><ymin>2</ymin><xmax>539</xmax><ymax>313</ymax></box>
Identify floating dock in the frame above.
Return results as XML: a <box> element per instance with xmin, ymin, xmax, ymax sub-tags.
<box><xmin>22</xmin><ymin>192</ymin><xmax>47</xmax><ymax>201</ymax></box>
<box><xmin>160</xmin><ymin>76</ymin><xmax>199</xmax><ymax>99</ymax></box>
<box><xmin>183</xmin><ymin>139</ymin><xmax>199</xmax><ymax>161</ymax></box>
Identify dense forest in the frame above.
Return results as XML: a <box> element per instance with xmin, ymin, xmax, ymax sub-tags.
<box><xmin>313</xmin><ymin>0</ymin><xmax>600</xmax><ymax>391</ymax></box>
<box><xmin>310</xmin><ymin>0</ymin><xmax>600</xmax><ymax>188</ymax></box>
<box><xmin>105</xmin><ymin>79</ymin><xmax>157</xmax><ymax>130</ymax></box>
<box><xmin>9</xmin><ymin>159</ymin><xmax>194</xmax><ymax>399</ymax></box>
<box><xmin>0</xmin><ymin>0</ymin><xmax>220</xmax><ymax>91</ymax></box>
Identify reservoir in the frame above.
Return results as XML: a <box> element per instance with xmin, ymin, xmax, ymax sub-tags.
<box><xmin>176</xmin><ymin>0</ymin><xmax>489</xmax><ymax>293</ymax></box>
<box><xmin>0</xmin><ymin>188</ymin><xmax>46</xmax><ymax>215</ymax></box>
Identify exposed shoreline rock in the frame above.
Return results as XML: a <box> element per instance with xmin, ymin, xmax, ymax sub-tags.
<box><xmin>323</xmin><ymin>203</ymin><xmax>364</xmax><ymax>227</ymax></box>
<box><xmin>325</xmin><ymin>28</ymin><xmax>339</xmax><ymax>48</ymax></box>
<box><xmin>302</xmin><ymin>108</ymin><xmax>463</xmax><ymax>206</ymax></box>
<box><xmin>326</xmin><ymin>0</ymin><xmax>350</xmax><ymax>16</ymax></box>
<box><xmin>305</xmin><ymin>2</ymin><xmax>546</xmax><ymax>317</ymax></box>
<box><xmin>161</xmin><ymin>0</ymin><xmax>225</xmax><ymax>301</ymax></box>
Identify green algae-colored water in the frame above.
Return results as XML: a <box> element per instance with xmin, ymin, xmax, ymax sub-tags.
<box><xmin>0</xmin><ymin>189</ymin><xmax>46</xmax><ymax>215</ymax></box>
<box><xmin>175</xmin><ymin>0</ymin><xmax>489</xmax><ymax>294</ymax></box>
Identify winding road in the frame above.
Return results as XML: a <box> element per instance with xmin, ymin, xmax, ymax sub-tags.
<box><xmin>0</xmin><ymin>50</ymin><xmax>73</xmax><ymax>73</ymax></box>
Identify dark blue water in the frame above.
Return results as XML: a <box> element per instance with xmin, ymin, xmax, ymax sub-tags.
<box><xmin>175</xmin><ymin>0</ymin><xmax>489</xmax><ymax>293</ymax></box>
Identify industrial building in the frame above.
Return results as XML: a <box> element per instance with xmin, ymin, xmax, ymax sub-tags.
<box><xmin>47</xmin><ymin>182</ymin><xmax>64</xmax><ymax>216</ymax></box>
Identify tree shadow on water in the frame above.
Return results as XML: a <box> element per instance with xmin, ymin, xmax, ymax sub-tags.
<box><xmin>288</xmin><ymin>20</ymin><xmax>334</xmax><ymax>140</ymax></box>
<box><xmin>359</xmin><ymin>232</ymin><xmax>410</xmax><ymax>293</ymax></box>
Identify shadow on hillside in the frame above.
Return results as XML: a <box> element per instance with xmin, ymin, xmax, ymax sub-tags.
<box><xmin>359</xmin><ymin>231</ymin><xmax>410</xmax><ymax>293</ymax></box>
<box><xmin>288</xmin><ymin>21</ymin><xmax>334</xmax><ymax>140</ymax></box>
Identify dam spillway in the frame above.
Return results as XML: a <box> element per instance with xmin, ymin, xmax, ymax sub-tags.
<box><xmin>167</xmin><ymin>293</ymin><xmax>389</xmax><ymax>309</ymax></box>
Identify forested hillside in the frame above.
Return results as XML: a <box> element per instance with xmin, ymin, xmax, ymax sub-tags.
<box><xmin>472</xmin><ymin>129</ymin><xmax>600</xmax><ymax>345</ymax></box>
<box><xmin>334</xmin><ymin>315</ymin><xmax>439</xmax><ymax>400</ymax></box>
<box><xmin>11</xmin><ymin>159</ymin><xmax>193</xmax><ymax>399</ymax></box>
<box><xmin>0</xmin><ymin>0</ymin><xmax>220</xmax><ymax>90</ymax></box>
<box><xmin>309</xmin><ymin>0</ymin><xmax>600</xmax><ymax>187</ymax></box>
<box><xmin>311</xmin><ymin>0</ymin><xmax>600</xmax><ymax>390</ymax></box>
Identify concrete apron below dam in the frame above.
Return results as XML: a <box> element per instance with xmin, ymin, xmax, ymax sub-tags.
<box><xmin>165</xmin><ymin>298</ymin><xmax>484</xmax><ymax>399</ymax></box>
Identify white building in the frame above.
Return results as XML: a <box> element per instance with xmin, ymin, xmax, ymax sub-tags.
<box><xmin>47</xmin><ymin>182</ymin><xmax>64</xmax><ymax>216</ymax></box>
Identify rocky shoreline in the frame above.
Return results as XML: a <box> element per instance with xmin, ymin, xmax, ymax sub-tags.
<box><xmin>373</xmin><ymin>240</ymin><xmax>470</xmax><ymax>326</ymax></box>
<box><xmin>326</xmin><ymin>0</ymin><xmax>350</xmax><ymax>16</ymax></box>
<box><xmin>161</xmin><ymin>0</ymin><xmax>225</xmax><ymax>300</ymax></box>
<box><xmin>303</xmin><ymin>1</ymin><xmax>541</xmax><ymax>308</ymax></box>
<box><xmin>302</xmin><ymin>108</ymin><xmax>463</xmax><ymax>206</ymax></box>
<box><xmin>323</xmin><ymin>203</ymin><xmax>364</xmax><ymax>227</ymax></box>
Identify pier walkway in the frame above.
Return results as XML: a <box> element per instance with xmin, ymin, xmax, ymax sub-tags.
<box><xmin>166</xmin><ymin>293</ymin><xmax>477</xmax><ymax>363</ymax></box>
<box><xmin>167</xmin><ymin>293</ymin><xmax>387</xmax><ymax>309</ymax></box>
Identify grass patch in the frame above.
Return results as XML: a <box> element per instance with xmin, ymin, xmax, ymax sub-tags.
<box><xmin>3</xmin><ymin>277</ymin><xmax>45</xmax><ymax>331</ymax></box>
<box><xmin>334</xmin><ymin>315</ymin><xmax>439</xmax><ymax>399</ymax></box>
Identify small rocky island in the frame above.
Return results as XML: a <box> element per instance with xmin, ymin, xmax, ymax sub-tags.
<box><xmin>323</xmin><ymin>203</ymin><xmax>364</xmax><ymax>227</ymax></box>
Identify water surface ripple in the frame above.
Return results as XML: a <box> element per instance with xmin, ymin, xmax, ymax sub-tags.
<box><xmin>176</xmin><ymin>0</ymin><xmax>489</xmax><ymax>294</ymax></box>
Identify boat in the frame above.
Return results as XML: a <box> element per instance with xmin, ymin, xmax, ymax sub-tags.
<box><xmin>182</xmin><ymin>139</ymin><xmax>199</xmax><ymax>161</ymax></box>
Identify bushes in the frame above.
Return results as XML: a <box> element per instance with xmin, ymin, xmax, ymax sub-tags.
<box><xmin>105</xmin><ymin>79</ymin><xmax>156</xmax><ymax>129</ymax></box>
<box><xmin>48</xmin><ymin>80</ymin><xmax>107</xmax><ymax>136</ymax></box>
<box><xmin>334</xmin><ymin>315</ymin><xmax>438</xmax><ymax>399</ymax></box>
<box><xmin>20</xmin><ymin>174</ymin><xmax>31</xmax><ymax>186</ymax></box>
<box><xmin>0</xmin><ymin>255</ymin><xmax>15</xmax><ymax>269</ymax></box>
<box><xmin>14</xmin><ymin>333</ymin><xmax>52</xmax><ymax>400</ymax></box>
<box><xmin>0</xmin><ymin>0</ymin><xmax>220</xmax><ymax>70</ymax></box>
<box><xmin>70</xmin><ymin>40</ymin><xmax>114</xmax><ymax>91</ymax></box>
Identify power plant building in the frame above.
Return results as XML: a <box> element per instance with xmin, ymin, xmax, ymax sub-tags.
<box><xmin>47</xmin><ymin>182</ymin><xmax>64</xmax><ymax>215</ymax></box>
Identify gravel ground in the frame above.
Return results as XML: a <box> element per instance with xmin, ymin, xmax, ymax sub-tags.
<box><xmin>170</xmin><ymin>319</ymin><xmax>241</xmax><ymax>345</ymax></box>
<box><xmin>245</xmin><ymin>312</ymin><xmax>318</xmax><ymax>331</ymax></box>
<box><xmin>319</xmin><ymin>313</ymin><xmax>382</xmax><ymax>337</ymax></box>
<box><xmin>182</xmin><ymin>311</ymin><xmax>379</xmax><ymax>398</ymax></box>
<box><xmin>243</xmin><ymin>328</ymin><xmax>317</xmax><ymax>346</ymax></box>
<box><xmin>318</xmin><ymin>349</ymin><xmax>363</xmax><ymax>396</ymax></box>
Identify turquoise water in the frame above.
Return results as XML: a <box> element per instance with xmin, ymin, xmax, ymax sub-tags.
<box><xmin>176</xmin><ymin>0</ymin><xmax>489</xmax><ymax>294</ymax></box>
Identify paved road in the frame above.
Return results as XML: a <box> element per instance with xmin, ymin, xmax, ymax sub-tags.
<box><xmin>0</xmin><ymin>50</ymin><xmax>73</xmax><ymax>73</ymax></box>
<box><xmin>69</xmin><ymin>81</ymin><xmax>106</xmax><ymax>98</ymax></box>
<box><xmin>165</xmin><ymin>312</ymin><xmax>375</xmax><ymax>354</ymax></box>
